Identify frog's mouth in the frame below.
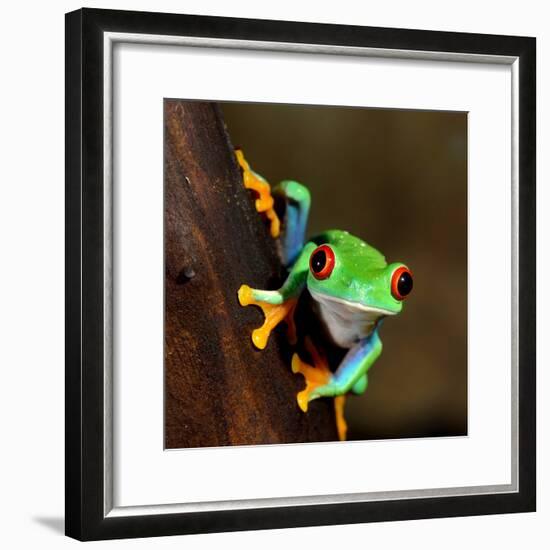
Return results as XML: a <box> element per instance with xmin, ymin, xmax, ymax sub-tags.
<box><xmin>309</xmin><ymin>289</ymin><xmax>397</xmax><ymax>320</ymax></box>
<box><xmin>309</xmin><ymin>289</ymin><xmax>396</xmax><ymax>348</ymax></box>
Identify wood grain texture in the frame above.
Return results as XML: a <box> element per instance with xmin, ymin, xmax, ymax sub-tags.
<box><xmin>164</xmin><ymin>100</ymin><xmax>338</xmax><ymax>448</ymax></box>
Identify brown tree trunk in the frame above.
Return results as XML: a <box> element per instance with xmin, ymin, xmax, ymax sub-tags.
<box><xmin>164</xmin><ymin>99</ymin><xmax>338</xmax><ymax>448</ymax></box>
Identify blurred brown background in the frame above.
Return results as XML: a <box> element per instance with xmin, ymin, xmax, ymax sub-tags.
<box><xmin>222</xmin><ymin>102</ymin><xmax>467</xmax><ymax>440</ymax></box>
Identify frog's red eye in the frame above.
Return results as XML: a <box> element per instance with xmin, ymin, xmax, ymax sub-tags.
<box><xmin>310</xmin><ymin>245</ymin><xmax>335</xmax><ymax>280</ymax></box>
<box><xmin>391</xmin><ymin>266</ymin><xmax>413</xmax><ymax>300</ymax></box>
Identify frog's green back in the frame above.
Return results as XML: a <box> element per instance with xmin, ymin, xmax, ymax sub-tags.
<box><xmin>311</xmin><ymin>230</ymin><xmax>387</xmax><ymax>272</ymax></box>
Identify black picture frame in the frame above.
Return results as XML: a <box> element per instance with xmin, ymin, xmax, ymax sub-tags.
<box><xmin>65</xmin><ymin>7</ymin><xmax>536</xmax><ymax>541</ymax></box>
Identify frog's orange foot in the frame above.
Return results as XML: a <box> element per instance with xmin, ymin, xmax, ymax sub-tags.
<box><xmin>334</xmin><ymin>395</ymin><xmax>348</xmax><ymax>441</ymax></box>
<box><xmin>291</xmin><ymin>338</ymin><xmax>332</xmax><ymax>413</ymax></box>
<box><xmin>292</xmin><ymin>339</ymin><xmax>348</xmax><ymax>441</ymax></box>
<box><xmin>238</xmin><ymin>285</ymin><xmax>297</xmax><ymax>350</ymax></box>
<box><xmin>235</xmin><ymin>148</ymin><xmax>281</xmax><ymax>238</ymax></box>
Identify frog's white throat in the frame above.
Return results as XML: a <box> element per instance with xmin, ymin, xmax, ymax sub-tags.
<box><xmin>309</xmin><ymin>289</ymin><xmax>396</xmax><ymax>349</ymax></box>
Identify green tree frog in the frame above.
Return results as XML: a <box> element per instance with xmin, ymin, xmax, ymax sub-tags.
<box><xmin>236</xmin><ymin>149</ymin><xmax>413</xmax><ymax>440</ymax></box>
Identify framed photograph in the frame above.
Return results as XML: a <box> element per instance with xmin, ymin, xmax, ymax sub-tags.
<box><xmin>65</xmin><ymin>7</ymin><xmax>536</xmax><ymax>541</ymax></box>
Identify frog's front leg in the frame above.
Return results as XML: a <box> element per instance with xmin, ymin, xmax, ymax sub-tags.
<box><xmin>292</xmin><ymin>328</ymin><xmax>382</xmax><ymax>439</ymax></box>
<box><xmin>306</xmin><ymin>329</ymin><xmax>382</xmax><ymax>399</ymax></box>
<box><xmin>239</xmin><ymin>242</ymin><xmax>316</xmax><ymax>349</ymax></box>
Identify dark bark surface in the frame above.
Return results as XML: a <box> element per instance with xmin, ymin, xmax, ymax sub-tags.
<box><xmin>164</xmin><ymin>100</ymin><xmax>338</xmax><ymax>448</ymax></box>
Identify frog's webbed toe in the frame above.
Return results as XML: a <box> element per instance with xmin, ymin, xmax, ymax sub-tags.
<box><xmin>238</xmin><ymin>285</ymin><xmax>297</xmax><ymax>350</ymax></box>
<box><xmin>291</xmin><ymin>338</ymin><xmax>332</xmax><ymax>412</ymax></box>
<box><xmin>333</xmin><ymin>395</ymin><xmax>348</xmax><ymax>442</ymax></box>
<box><xmin>235</xmin><ymin>148</ymin><xmax>280</xmax><ymax>238</ymax></box>
<box><xmin>292</xmin><ymin>338</ymin><xmax>348</xmax><ymax>441</ymax></box>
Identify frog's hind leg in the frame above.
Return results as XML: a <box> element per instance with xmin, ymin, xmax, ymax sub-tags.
<box><xmin>235</xmin><ymin>148</ymin><xmax>280</xmax><ymax>238</ymax></box>
<box><xmin>273</xmin><ymin>180</ymin><xmax>311</xmax><ymax>267</ymax></box>
<box><xmin>234</xmin><ymin>149</ymin><xmax>310</xmax><ymax>264</ymax></box>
